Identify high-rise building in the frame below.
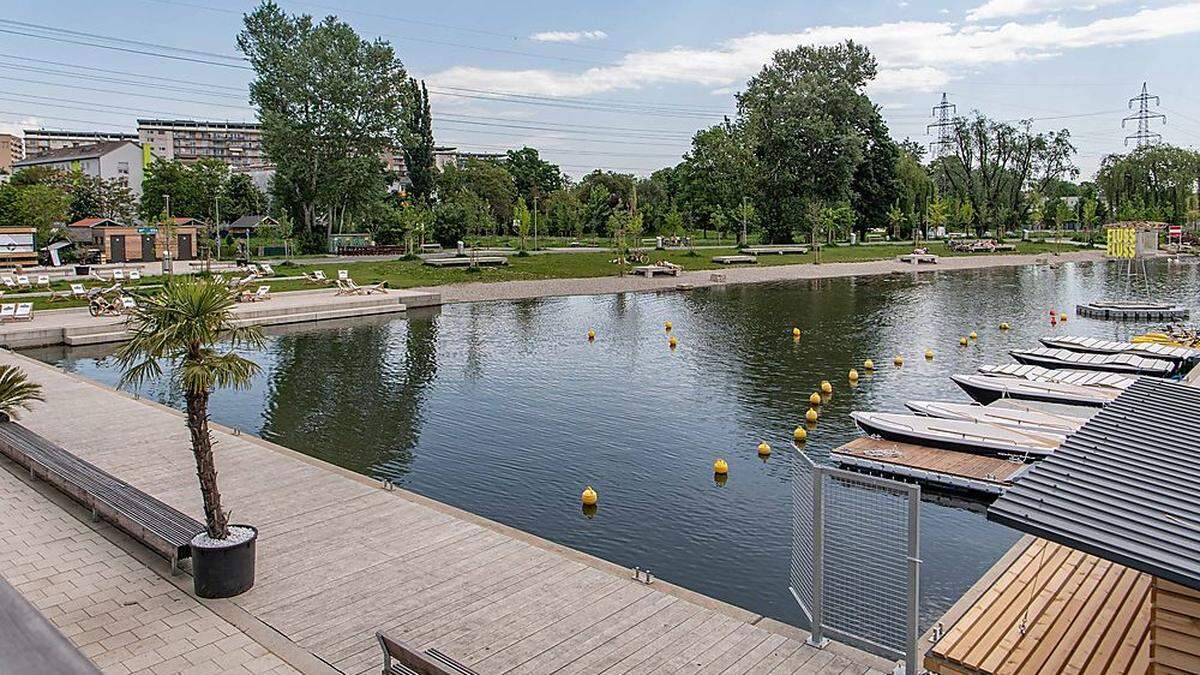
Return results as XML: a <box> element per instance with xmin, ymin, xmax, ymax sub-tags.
<box><xmin>0</xmin><ymin>133</ymin><xmax>23</xmax><ymax>174</ymax></box>
<box><xmin>22</xmin><ymin>129</ymin><xmax>138</xmax><ymax>159</ymax></box>
<box><xmin>137</xmin><ymin>119</ymin><xmax>266</xmax><ymax>169</ymax></box>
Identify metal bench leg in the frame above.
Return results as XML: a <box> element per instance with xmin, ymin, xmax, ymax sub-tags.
<box><xmin>170</xmin><ymin>554</ymin><xmax>179</xmax><ymax>576</ymax></box>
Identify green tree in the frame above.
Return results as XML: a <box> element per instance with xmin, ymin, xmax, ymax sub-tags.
<box><xmin>0</xmin><ymin>365</ymin><xmax>44</xmax><ymax>420</ymax></box>
<box><xmin>927</xmin><ymin>197</ymin><xmax>949</xmax><ymax>236</ymax></box>
<box><xmin>738</xmin><ymin>41</ymin><xmax>881</xmax><ymax>243</ymax></box>
<box><xmin>543</xmin><ymin>188</ymin><xmax>581</xmax><ymax>238</ymax></box>
<box><xmin>222</xmin><ymin>173</ymin><xmax>265</xmax><ymax>222</ymax></box>
<box><xmin>1096</xmin><ymin>145</ymin><xmax>1200</xmax><ymax>225</ymax></box>
<box><xmin>505</xmin><ymin>147</ymin><xmax>563</xmax><ymax>209</ymax></box>
<box><xmin>68</xmin><ymin>172</ymin><xmax>137</xmax><ymax>223</ymax></box>
<box><xmin>400</xmin><ymin>78</ymin><xmax>437</xmax><ymax>203</ymax></box>
<box><xmin>513</xmin><ymin>197</ymin><xmax>532</xmax><ymax>251</ymax></box>
<box><xmin>116</xmin><ymin>279</ymin><xmax>264</xmax><ymax>540</ymax></box>
<box><xmin>14</xmin><ymin>184</ymin><xmax>70</xmax><ymax>245</ymax></box>
<box><xmin>439</xmin><ymin>160</ymin><xmax>516</xmax><ymax>234</ymax></box>
<box><xmin>239</xmin><ymin>1</ymin><xmax>408</xmax><ymax>250</ymax></box>
<box><xmin>887</xmin><ymin>204</ymin><xmax>906</xmax><ymax>241</ymax></box>
<box><xmin>851</xmin><ymin>114</ymin><xmax>901</xmax><ymax>240</ymax></box>
<box><xmin>676</xmin><ymin>120</ymin><xmax>754</xmax><ymax>236</ymax></box>
<box><xmin>581</xmin><ymin>183</ymin><xmax>613</xmax><ymax>235</ymax></box>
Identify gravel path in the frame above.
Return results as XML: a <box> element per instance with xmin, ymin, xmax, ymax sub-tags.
<box><xmin>413</xmin><ymin>249</ymin><xmax>1104</xmax><ymax>304</ymax></box>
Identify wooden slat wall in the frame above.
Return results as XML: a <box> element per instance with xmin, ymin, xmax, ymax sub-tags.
<box><xmin>1152</xmin><ymin>578</ymin><xmax>1200</xmax><ymax>675</ymax></box>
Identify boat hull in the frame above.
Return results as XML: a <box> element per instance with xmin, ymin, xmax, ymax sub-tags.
<box><xmin>951</xmin><ymin>375</ymin><xmax>1110</xmax><ymax>408</ymax></box>
<box><xmin>851</xmin><ymin>413</ymin><xmax>1055</xmax><ymax>458</ymax></box>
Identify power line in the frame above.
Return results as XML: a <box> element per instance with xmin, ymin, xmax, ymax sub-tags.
<box><xmin>0</xmin><ymin>27</ymin><xmax>251</xmax><ymax>70</ymax></box>
<box><xmin>0</xmin><ymin>52</ymin><xmax>247</xmax><ymax>93</ymax></box>
<box><xmin>1122</xmin><ymin>82</ymin><xmax>1166</xmax><ymax>148</ymax></box>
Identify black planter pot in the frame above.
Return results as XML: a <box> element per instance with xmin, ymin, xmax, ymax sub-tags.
<box><xmin>190</xmin><ymin>525</ymin><xmax>257</xmax><ymax>599</ymax></box>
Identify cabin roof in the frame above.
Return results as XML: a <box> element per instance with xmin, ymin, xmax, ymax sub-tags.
<box><xmin>988</xmin><ymin>377</ymin><xmax>1200</xmax><ymax>590</ymax></box>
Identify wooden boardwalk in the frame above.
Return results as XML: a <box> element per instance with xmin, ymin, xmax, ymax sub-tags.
<box><xmin>831</xmin><ymin>438</ymin><xmax>1028</xmax><ymax>496</ymax></box>
<box><xmin>0</xmin><ymin>351</ymin><xmax>889</xmax><ymax>675</ymax></box>
<box><xmin>925</xmin><ymin>538</ymin><xmax>1150</xmax><ymax>674</ymax></box>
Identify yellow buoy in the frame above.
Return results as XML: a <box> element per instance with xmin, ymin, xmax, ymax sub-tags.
<box><xmin>581</xmin><ymin>486</ymin><xmax>597</xmax><ymax>506</ymax></box>
<box><xmin>1060</xmin><ymin>313</ymin><xmax>1068</xmax><ymax>322</ymax></box>
<box><xmin>792</xmin><ymin>327</ymin><xmax>801</xmax><ymax>339</ymax></box>
<box><xmin>757</xmin><ymin>441</ymin><xmax>771</xmax><ymax>456</ymax></box>
<box><xmin>849</xmin><ymin>368</ymin><xmax>860</xmax><ymax>381</ymax></box>
<box><xmin>793</xmin><ymin>426</ymin><xmax>808</xmax><ymax>442</ymax></box>
<box><xmin>999</xmin><ymin>322</ymin><xmax>1010</xmax><ymax>330</ymax></box>
<box><xmin>893</xmin><ymin>355</ymin><xmax>904</xmax><ymax>367</ymax></box>
<box><xmin>809</xmin><ymin>392</ymin><xmax>822</xmax><ymax>405</ymax></box>
<box><xmin>959</xmin><ymin>337</ymin><xmax>969</xmax><ymax>346</ymax></box>
<box><xmin>970</xmin><ymin>331</ymin><xmax>979</xmax><ymax>340</ymax></box>
<box><xmin>665</xmin><ymin>320</ymin><xmax>673</xmax><ymax>331</ymax></box>
<box><xmin>668</xmin><ymin>336</ymin><xmax>678</xmax><ymax>349</ymax></box>
<box><xmin>820</xmin><ymin>380</ymin><xmax>833</xmax><ymax>394</ymax></box>
<box><xmin>805</xmin><ymin>408</ymin><xmax>819</xmax><ymax>423</ymax></box>
<box><xmin>924</xmin><ymin>349</ymin><xmax>934</xmax><ymax>360</ymax></box>
<box><xmin>587</xmin><ymin>329</ymin><xmax>596</xmax><ymax>341</ymax></box>
<box><xmin>863</xmin><ymin>359</ymin><xmax>875</xmax><ymax>371</ymax></box>
<box><xmin>713</xmin><ymin>458</ymin><xmax>729</xmax><ymax>475</ymax></box>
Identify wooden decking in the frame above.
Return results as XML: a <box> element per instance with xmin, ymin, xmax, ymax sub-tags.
<box><xmin>831</xmin><ymin>437</ymin><xmax>1027</xmax><ymax>495</ymax></box>
<box><xmin>0</xmin><ymin>351</ymin><xmax>889</xmax><ymax>674</ymax></box>
<box><xmin>925</xmin><ymin>538</ymin><xmax>1151</xmax><ymax>674</ymax></box>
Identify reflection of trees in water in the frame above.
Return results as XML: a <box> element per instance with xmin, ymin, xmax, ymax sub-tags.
<box><xmin>260</xmin><ymin>315</ymin><xmax>438</xmax><ymax>480</ymax></box>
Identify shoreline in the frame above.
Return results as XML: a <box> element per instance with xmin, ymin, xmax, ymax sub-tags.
<box><xmin>413</xmin><ymin>249</ymin><xmax>1105</xmax><ymax>304</ymax></box>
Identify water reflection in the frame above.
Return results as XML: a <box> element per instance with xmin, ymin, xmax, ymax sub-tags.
<box><xmin>25</xmin><ymin>259</ymin><xmax>1200</xmax><ymax>631</ymax></box>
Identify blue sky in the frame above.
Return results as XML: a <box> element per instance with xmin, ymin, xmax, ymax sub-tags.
<box><xmin>3</xmin><ymin>0</ymin><xmax>1199</xmax><ymax>178</ymax></box>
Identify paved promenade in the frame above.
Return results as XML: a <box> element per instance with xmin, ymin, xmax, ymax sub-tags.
<box><xmin>0</xmin><ymin>351</ymin><xmax>890</xmax><ymax>674</ymax></box>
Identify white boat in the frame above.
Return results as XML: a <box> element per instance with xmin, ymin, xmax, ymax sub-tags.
<box><xmin>951</xmin><ymin>374</ymin><xmax>1120</xmax><ymax>407</ymax></box>
<box><xmin>1039</xmin><ymin>335</ymin><xmax>1200</xmax><ymax>364</ymax></box>
<box><xmin>977</xmin><ymin>363</ymin><xmax>1136</xmax><ymax>391</ymax></box>
<box><xmin>1009</xmin><ymin>347</ymin><xmax>1177</xmax><ymax>376</ymax></box>
<box><xmin>905</xmin><ymin>400</ymin><xmax>1087</xmax><ymax>436</ymax></box>
<box><xmin>851</xmin><ymin>411</ymin><xmax>1061</xmax><ymax>458</ymax></box>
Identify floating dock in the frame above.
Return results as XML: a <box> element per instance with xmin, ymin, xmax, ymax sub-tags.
<box><xmin>1076</xmin><ymin>301</ymin><xmax>1188</xmax><ymax>321</ymax></box>
<box><xmin>831</xmin><ymin>437</ymin><xmax>1029</xmax><ymax>496</ymax></box>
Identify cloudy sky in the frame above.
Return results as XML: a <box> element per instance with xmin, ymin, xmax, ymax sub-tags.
<box><xmin>3</xmin><ymin>0</ymin><xmax>1198</xmax><ymax>178</ymax></box>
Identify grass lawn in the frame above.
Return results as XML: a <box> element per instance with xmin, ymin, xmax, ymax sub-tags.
<box><xmin>17</xmin><ymin>240</ymin><xmax>1066</xmax><ymax>312</ymax></box>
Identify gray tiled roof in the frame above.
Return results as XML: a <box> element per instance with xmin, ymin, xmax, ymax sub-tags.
<box><xmin>988</xmin><ymin>377</ymin><xmax>1200</xmax><ymax>590</ymax></box>
<box><xmin>13</xmin><ymin>141</ymin><xmax>135</xmax><ymax>166</ymax></box>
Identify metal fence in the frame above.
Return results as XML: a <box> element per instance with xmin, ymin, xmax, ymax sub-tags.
<box><xmin>790</xmin><ymin>451</ymin><xmax>921</xmax><ymax>674</ymax></box>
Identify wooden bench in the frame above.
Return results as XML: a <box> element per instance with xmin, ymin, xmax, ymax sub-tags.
<box><xmin>376</xmin><ymin>632</ymin><xmax>478</xmax><ymax>675</ymax></box>
<box><xmin>631</xmin><ymin>265</ymin><xmax>680</xmax><ymax>277</ymax></box>
<box><xmin>897</xmin><ymin>253</ymin><xmax>939</xmax><ymax>264</ymax></box>
<box><xmin>741</xmin><ymin>245</ymin><xmax>809</xmax><ymax>255</ymax></box>
<box><xmin>0</xmin><ymin>421</ymin><xmax>202</xmax><ymax>574</ymax></box>
<box><xmin>711</xmin><ymin>255</ymin><xmax>757</xmax><ymax>265</ymax></box>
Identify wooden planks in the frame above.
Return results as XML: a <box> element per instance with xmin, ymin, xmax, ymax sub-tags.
<box><xmin>1151</xmin><ymin>578</ymin><xmax>1200</xmax><ymax>674</ymax></box>
<box><xmin>925</xmin><ymin>539</ymin><xmax>1151</xmax><ymax>674</ymax></box>
<box><xmin>0</xmin><ymin>351</ymin><xmax>889</xmax><ymax>675</ymax></box>
<box><xmin>832</xmin><ymin>437</ymin><xmax>1026</xmax><ymax>495</ymax></box>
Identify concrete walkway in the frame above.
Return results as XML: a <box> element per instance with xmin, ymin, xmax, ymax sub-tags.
<box><xmin>0</xmin><ymin>456</ymin><xmax>299</xmax><ymax>675</ymax></box>
<box><xmin>0</xmin><ymin>350</ymin><xmax>891</xmax><ymax>675</ymax></box>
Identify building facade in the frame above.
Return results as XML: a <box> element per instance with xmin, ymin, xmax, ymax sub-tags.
<box><xmin>0</xmin><ymin>133</ymin><xmax>22</xmax><ymax>174</ymax></box>
<box><xmin>12</xmin><ymin>141</ymin><xmax>146</xmax><ymax>198</ymax></box>
<box><xmin>22</xmin><ymin>129</ymin><xmax>139</xmax><ymax>159</ymax></box>
<box><xmin>137</xmin><ymin>119</ymin><xmax>265</xmax><ymax>169</ymax></box>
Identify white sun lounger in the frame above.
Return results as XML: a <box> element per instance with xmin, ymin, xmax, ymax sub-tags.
<box><xmin>242</xmin><ymin>285</ymin><xmax>271</xmax><ymax>302</ymax></box>
<box><xmin>112</xmin><ymin>269</ymin><xmax>125</xmax><ymax>281</ymax></box>
<box><xmin>120</xmin><ymin>297</ymin><xmax>137</xmax><ymax>312</ymax></box>
<box><xmin>14</xmin><ymin>302</ymin><xmax>32</xmax><ymax>321</ymax></box>
<box><xmin>16</xmin><ymin>275</ymin><xmax>30</xmax><ymax>289</ymax></box>
<box><xmin>1</xmin><ymin>276</ymin><xmax>14</xmax><ymax>289</ymax></box>
<box><xmin>0</xmin><ymin>304</ymin><xmax>14</xmax><ymax>321</ymax></box>
<box><xmin>36</xmin><ymin>275</ymin><xmax>51</xmax><ymax>289</ymax></box>
<box><xmin>128</xmin><ymin>270</ymin><xmax>142</xmax><ymax>282</ymax></box>
<box><xmin>337</xmin><ymin>269</ymin><xmax>349</xmax><ymax>281</ymax></box>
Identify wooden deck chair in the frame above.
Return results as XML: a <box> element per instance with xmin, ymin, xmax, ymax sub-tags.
<box><xmin>251</xmin><ymin>285</ymin><xmax>271</xmax><ymax>301</ymax></box>
<box><xmin>334</xmin><ymin>279</ymin><xmax>356</xmax><ymax>296</ymax></box>
<box><xmin>347</xmin><ymin>279</ymin><xmax>387</xmax><ymax>295</ymax></box>
<box><xmin>112</xmin><ymin>269</ymin><xmax>125</xmax><ymax>282</ymax></box>
<box><xmin>16</xmin><ymin>275</ymin><xmax>30</xmax><ymax>289</ymax></box>
<box><xmin>35</xmin><ymin>275</ymin><xmax>51</xmax><ymax>290</ymax></box>
<box><xmin>337</xmin><ymin>269</ymin><xmax>349</xmax><ymax>281</ymax></box>
<box><xmin>0</xmin><ymin>275</ymin><xmax>14</xmax><ymax>289</ymax></box>
<box><xmin>128</xmin><ymin>270</ymin><xmax>142</xmax><ymax>282</ymax></box>
<box><xmin>14</xmin><ymin>302</ymin><xmax>33</xmax><ymax>321</ymax></box>
<box><xmin>119</xmin><ymin>296</ymin><xmax>137</xmax><ymax>313</ymax></box>
<box><xmin>304</xmin><ymin>270</ymin><xmax>329</xmax><ymax>284</ymax></box>
<box><xmin>0</xmin><ymin>303</ymin><xmax>14</xmax><ymax>321</ymax></box>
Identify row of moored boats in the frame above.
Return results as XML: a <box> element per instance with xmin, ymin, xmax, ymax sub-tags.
<box><xmin>851</xmin><ymin>334</ymin><xmax>1199</xmax><ymax>461</ymax></box>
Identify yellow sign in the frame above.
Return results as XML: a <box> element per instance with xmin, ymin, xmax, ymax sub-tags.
<box><xmin>1106</xmin><ymin>227</ymin><xmax>1136</xmax><ymax>259</ymax></box>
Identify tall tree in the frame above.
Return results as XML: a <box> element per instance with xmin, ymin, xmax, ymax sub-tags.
<box><xmin>676</xmin><ymin>120</ymin><xmax>754</xmax><ymax>235</ymax></box>
<box><xmin>1096</xmin><ymin>145</ymin><xmax>1200</xmax><ymax>225</ymax></box>
<box><xmin>239</xmin><ymin>1</ymin><xmax>408</xmax><ymax>251</ymax></box>
<box><xmin>400</xmin><ymin>78</ymin><xmax>437</xmax><ymax>203</ymax></box>
<box><xmin>68</xmin><ymin>172</ymin><xmax>137</xmax><ymax>223</ymax></box>
<box><xmin>851</xmin><ymin>114</ymin><xmax>901</xmax><ymax>240</ymax></box>
<box><xmin>505</xmin><ymin>147</ymin><xmax>563</xmax><ymax>209</ymax></box>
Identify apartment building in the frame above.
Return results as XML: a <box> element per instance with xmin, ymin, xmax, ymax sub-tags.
<box><xmin>12</xmin><ymin>141</ymin><xmax>145</xmax><ymax>197</ymax></box>
<box><xmin>23</xmin><ymin>129</ymin><xmax>139</xmax><ymax>159</ymax></box>
<box><xmin>0</xmin><ymin>133</ymin><xmax>22</xmax><ymax>174</ymax></box>
<box><xmin>137</xmin><ymin>119</ymin><xmax>266</xmax><ymax>169</ymax></box>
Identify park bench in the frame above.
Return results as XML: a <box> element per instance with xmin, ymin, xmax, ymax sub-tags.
<box><xmin>423</xmin><ymin>256</ymin><xmax>508</xmax><ymax>268</ymax></box>
<box><xmin>0</xmin><ymin>421</ymin><xmax>203</xmax><ymax>574</ymax></box>
<box><xmin>712</xmin><ymin>255</ymin><xmax>757</xmax><ymax>265</ymax></box>
<box><xmin>376</xmin><ymin>632</ymin><xmax>478</xmax><ymax>675</ymax></box>
<box><xmin>741</xmin><ymin>245</ymin><xmax>809</xmax><ymax>255</ymax></box>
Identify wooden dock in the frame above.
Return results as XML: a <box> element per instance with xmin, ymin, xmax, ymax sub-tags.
<box><xmin>831</xmin><ymin>437</ymin><xmax>1028</xmax><ymax>496</ymax></box>
<box><xmin>925</xmin><ymin>538</ymin><xmax>1150</xmax><ymax>674</ymax></box>
<box><xmin>0</xmin><ymin>351</ymin><xmax>890</xmax><ymax>675</ymax></box>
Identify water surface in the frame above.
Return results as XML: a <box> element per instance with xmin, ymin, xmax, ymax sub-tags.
<box><xmin>26</xmin><ymin>258</ymin><xmax>1200</xmax><ymax>630</ymax></box>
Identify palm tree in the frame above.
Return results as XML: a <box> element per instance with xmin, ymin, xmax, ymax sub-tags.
<box><xmin>0</xmin><ymin>365</ymin><xmax>44</xmax><ymax>420</ymax></box>
<box><xmin>115</xmin><ymin>278</ymin><xmax>264</xmax><ymax>540</ymax></box>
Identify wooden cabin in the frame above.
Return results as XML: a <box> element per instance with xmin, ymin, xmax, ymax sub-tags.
<box><xmin>0</xmin><ymin>227</ymin><xmax>38</xmax><ymax>266</ymax></box>
<box><xmin>68</xmin><ymin>217</ymin><xmax>201</xmax><ymax>263</ymax></box>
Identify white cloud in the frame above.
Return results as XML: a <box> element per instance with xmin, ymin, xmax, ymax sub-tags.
<box><xmin>432</xmin><ymin>4</ymin><xmax>1200</xmax><ymax>97</ymax></box>
<box><xmin>967</xmin><ymin>0</ymin><xmax>1128</xmax><ymax>22</ymax></box>
<box><xmin>530</xmin><ymin>30</ymin><xmax>608</xmax><ymax>43</ymax></box>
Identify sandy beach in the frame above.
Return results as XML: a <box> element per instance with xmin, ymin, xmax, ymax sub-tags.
<box><xmin>414</xmin><ymin>249</ymin><xmax>1105</xmax><ymax>304</ymax></box>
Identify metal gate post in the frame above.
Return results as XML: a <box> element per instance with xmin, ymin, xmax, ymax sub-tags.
<box><xmin>807</xmin><ymin>466</ymin><xmax>828</xmax><ymax>649</ymax></box>
<box><xmin>905</xmin><ymin>484</ymin><xmax>922</xmax><ymax>675</ymax></box>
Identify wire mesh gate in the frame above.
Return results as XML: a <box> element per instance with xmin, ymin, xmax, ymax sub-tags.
<box><xmin>790</xmin><ymin>451</ymin><xmax>921</xmax><ymax>674</ymax></box>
